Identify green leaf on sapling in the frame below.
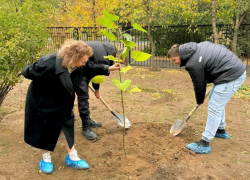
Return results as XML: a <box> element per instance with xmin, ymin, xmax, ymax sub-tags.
<box><xmin>122</xmin><ymin>33</ymin><xmax>132</xmax><ymax>41</ymax></box>
<box><xmin>120</xmin><ymin>39</ymin><xmax>137</xmax><ymax>48</ymax></box>
<box><xmin>97</xmin><ymin>18</ymin><xmax>115</xmax><ymax>29</ymax></box>
<box><xmin>101</xmin><ymin>30</ymin><xmax>117</xmax><ymax>41</ymax></box>
<box><xmin>121</xmin><ymin>66</ymin><xmax>132</xmax><ymax>73</ymax></box>
<box><xmin>113</xmin><ymin>79</ymin><xmax>131</xmax><ymax>91</ymax></box>
<box><xmin>122</xmin><ymin>46</ymin><xmax>131</xmax><ymax>60</ymax></box>
<box><xmin>90</xmin><ymin>75</ymin><xmax>105</xmax><ymax>84</ymax></box>
<box><xmin>103</xmin><ymin>55</ymin><xmax>116</xmax><ymax>60</ymax></box>
<box><xmin>131</xmin><ymin>50</ymin><xmax>151</xmax><ymax>61</ymax></box>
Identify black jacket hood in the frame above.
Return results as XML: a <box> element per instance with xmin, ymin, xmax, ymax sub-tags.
<box><xmin>179</xmin><ymin>42</ymin><xmax>197</xmax><ymax>67</ymax></box>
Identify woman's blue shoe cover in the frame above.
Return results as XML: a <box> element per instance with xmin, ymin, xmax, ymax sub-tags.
<box><xmin>65</xmin><ymin>155</ymin><xmax>90</xmax><ymax>169</ymax></box>
<box><xmin>38</xmin><ymin>159</ymin><xmax>53</xmax><ymax>173</ymax></box>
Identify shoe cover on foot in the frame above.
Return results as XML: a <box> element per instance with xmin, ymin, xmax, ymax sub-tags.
<box><xmin>38</xmin><ymin>159</ymin><xmax>53</xmax><ymax>173</ymax></box>
<box><xmin>65</xmin><ymin>155</ymin><xmax>90</xmax><ymax>169</ymax></box>
<box><xmin>215</xmin><ymin>132</ymin><xmax>229</xmax><ymax>139</ymax></box>
<box><xmin>186</xmin><ymin>142</ymin><xmax>211</xmax><ymax>154</ymax></box>
<box><xmin>186</xmin><ymin>142</ymin><xmax>198</xmax><ymax>151</ymax></box>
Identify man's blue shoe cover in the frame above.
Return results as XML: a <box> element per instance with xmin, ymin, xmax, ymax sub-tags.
<box><xmin>215</xmin><ymin>132</ymin><xmax>229</xmax><ymax>139</ymax></box>
<box><xmin>65</xmin><ymin>155</ymin><xmax>90</xmax><ymax>169</ymax></box>
<box><xmin>186</xmin><ymin>142</ymin><xmax>211</xmax><ymax>154</ymax></box>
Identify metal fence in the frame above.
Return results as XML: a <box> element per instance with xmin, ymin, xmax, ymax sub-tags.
<box><xmin>46</xmin><ymin>24</ymin><xmax>250</xmax><ymax>73</ymax></box>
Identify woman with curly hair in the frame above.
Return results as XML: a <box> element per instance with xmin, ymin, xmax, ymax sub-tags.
<box><xmin>22</xmin><ymin>40</ymin><xmax>120</xmax><ymax>173</ymax></box>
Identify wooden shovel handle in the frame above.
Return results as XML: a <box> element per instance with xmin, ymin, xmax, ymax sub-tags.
<box><xmin>188</xmin><ymin>105</ymin><xmax>199</xmax><ymax>117</ymax></box>
<box><xmin>88</xmin><ymin>85</ymin><xmax>113</xmax><ymax>111</ymax></box>
<box><xmin>188</xmin><ymin>88</ymin><xmax>211</xmax><ymax>117</ymax></box>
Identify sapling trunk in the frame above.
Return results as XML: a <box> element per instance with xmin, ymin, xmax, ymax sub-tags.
<box><xmin>97</xmin><ymin>11</ymin><xmax>151</xmax><ymax>158</ymax></box>
<box><xmin>119</xmin><ymin>70</ymin><xmax>127</xmax><ymax>157</ymax></box>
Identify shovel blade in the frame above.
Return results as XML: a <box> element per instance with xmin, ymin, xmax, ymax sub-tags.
<box><xmin>113</xmin><ymin>113</ymin><xmax>131</xmax><ymax>129</ymax></box>
<box><xmin>170</xmin><ymin>119</ymin><xmax>186</xmax><ymax>136</ymax></box>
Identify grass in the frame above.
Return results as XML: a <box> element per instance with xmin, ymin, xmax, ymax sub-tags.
<box><xmin>234</xmin><ymin>85</ymin><xmax>250</xmax><ymax>101</ymax></box>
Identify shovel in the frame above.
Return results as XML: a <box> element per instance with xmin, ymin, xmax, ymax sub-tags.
<box><xmin>89</xmin><ymin>85</ymin><xmax>131</xmax><ymax>129</ymax></box>
<box><xmin>170</xmin><ymin>88</ymin><xmax>211</xmax><ymax>136</ymax></box>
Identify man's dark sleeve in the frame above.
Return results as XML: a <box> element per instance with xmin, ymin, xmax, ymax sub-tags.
<box><xmin>92</xmin><ymin>82</ymin><xmax>100</xmax><ymax>90</ymax></box>
<box><xmin>186</xmin><ymin>66</ymin><xmax>207</xmax><ymax>104</ymax></box>
<box><xmin>85</xmin><ymin>61</ymin><xmax>110</xmax><ymax>80</ymax></box>
<box><xmin>109</xmin><ymin>60</ymin><xmax>114</xmax><ymax>66</ymax></box>
<box><xmin>85</xmin><ymin>60</ymin><xmax>110</xmax><ymax>94</ymax></box>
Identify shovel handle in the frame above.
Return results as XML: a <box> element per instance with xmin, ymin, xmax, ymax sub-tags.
<box><xmin>89</xmin><ymin>85</ymin><xmax>113</xmax><ymax>111</ymax></box>
<box><xmin>204</xmin><ymin>88</ymin><xmax>211</xmax><ymax>99</ymax></box>
<box><xmin>187</xmin><ymin>88</ymin><xmax>211</xmax><ymax>117</ymax></box>
<box><xmin>187</xmin><ymin>105</ymin><xmax>199</xmax><ymax>117</ymax></box>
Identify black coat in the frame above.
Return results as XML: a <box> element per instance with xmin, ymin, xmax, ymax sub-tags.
<box><xmin>179</xmin><ymin>41</ymin><xmax>246</xmax><ymax>104</ymax></box>
<box><xmin>22</xmin><ymin>53</ymin><xmax>109</xmax><ymax>151</ymax></box>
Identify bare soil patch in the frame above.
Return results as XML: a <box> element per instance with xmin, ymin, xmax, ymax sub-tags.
<box><xmin>0</xmin><ymin>67</ymin><xmax>250</xmax><ymax>180</ymax></box>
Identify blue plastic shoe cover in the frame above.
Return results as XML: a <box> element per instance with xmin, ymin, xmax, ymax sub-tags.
<box><xmin>65</xmin><ymin>155</ymin><xmax>90</xmax><ymax>169</ymax></box>
<box><xmin>186</xmin><ymin>142</ymin><xmax>211</xmax><ymax>154</ymax></box>
<box><xmin>38</xmin><ymin>159</ymin><xmax>53</xmax><ymax>173</ymax></box>
<box><xmin>215</xmin><ymin>132</ymin><xmax>229</xmax><ymax>139</ymax></box>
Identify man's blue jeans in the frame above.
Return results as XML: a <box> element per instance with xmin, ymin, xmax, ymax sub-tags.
<box><xmin>202</xmin><ymin>71</ymin><xmax>246</xmax><ymax>142</ymax></box>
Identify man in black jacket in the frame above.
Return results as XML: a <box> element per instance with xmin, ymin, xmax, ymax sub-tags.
<box><xmin>168</xmin><ymin>41</ymin><xmax>246</xmax><ymax>154</ymax></box>
<box><xmin>76</xmin><ymin>41</ymin><xmax>117</xmax><ymax>140</ymax></box>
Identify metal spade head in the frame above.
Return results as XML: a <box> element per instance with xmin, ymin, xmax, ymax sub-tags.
<box><xmin>170</xmin><ymin>119</ymin><xmax>186</xmax><ymax>136</ymax></box>
<box><xmin>113</xmin><ymin>113</ymin><xmax>131</xmax><ymax>129</ymax></box>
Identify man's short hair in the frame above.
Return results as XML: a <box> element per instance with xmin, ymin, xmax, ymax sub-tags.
<box><xmin>167</xmin><ymin>44</ymin><xmax>180</xmax><ymax>58</ymax></box>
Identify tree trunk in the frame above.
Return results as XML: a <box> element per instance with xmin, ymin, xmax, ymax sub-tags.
<box><xmin>148</xmin><ymin>25</ymin><xmax>158</xmax><ymax>71</ymax></box>
<box><xmin>143</xmin><ymin>0</ymin><xmax>158</xmax><ymax>71</ymax></box>
<box><xmin>233</xmin><ymin>11</ymin><xmax>240</xmax><ymax>53</ymax></box>
<box><xmin>92</xmin><ymin>0</ymin><xmax>97</xmax><ymax>40</ymax></box>
<box><xmin>0</xmin><ymin>79</ymin><xmax>14</xmax><ymax>123</ymax></box>
<box><xmin>0</xmin><ymin>82</ymin><xmax>13</xmax><ymax>108</ymax></box>
<box><xmin>212</xmin><ymin>0</ymin><xmax>218</xmax><ymax>44</ymax></box>
<box><xmin>232</xmin><ymin>5</ymin><xmax>248</xmax><ymax>53</ymax></box>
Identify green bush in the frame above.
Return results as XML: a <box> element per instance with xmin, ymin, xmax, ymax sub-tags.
<box><xmin>0</xmin><ymin>0</ymin><xmax>57</xmax><ymax>106</ymax></box>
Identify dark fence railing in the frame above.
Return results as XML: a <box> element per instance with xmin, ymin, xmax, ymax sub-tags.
<box><xmin>46</xmin><ymin>24</ymin><xmax>250</xmax><ymax>73</ymax></box>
